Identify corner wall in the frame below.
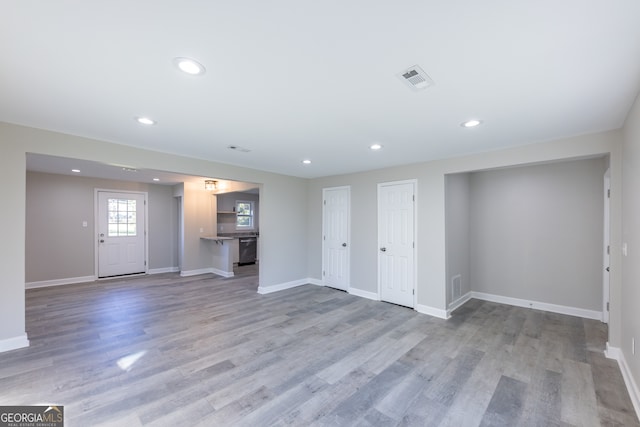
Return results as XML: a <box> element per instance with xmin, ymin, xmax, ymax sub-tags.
<box><xmin>468</xmin><ymin>157</ymin><xmax>607</xmax><ymax>313</ymax></box>
<box><xmin>620</xmin><ymin>91</ymin><xmax>640</xmax><ymax>410</ymax></box>
<box><xmin>445</xmin><ymin>173</ymin><xmax>471</xmax><ymax>307</ymax></box>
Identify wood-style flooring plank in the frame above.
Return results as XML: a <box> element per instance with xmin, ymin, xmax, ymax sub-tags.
<box><xmin>0</xmin><ymin>266</ymin><xmax>637</xmax><ymax>426</ymax></box>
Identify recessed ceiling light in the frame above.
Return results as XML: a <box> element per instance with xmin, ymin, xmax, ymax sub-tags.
<box><xmin>370</xmin><ymin>143</ymin><xmax>383</xmax><ymax>151</ymax></box>
<box><xmin>173</xmin><ymin>57</ymin><xmax>206</xmax><ymax>75</ymax></box>
<box><xmin>302</xmin><ymin>159</ymin><xmax>312</xmax><ymax>165</ymax></box>
<box><xmin>461</xmin><ymin>119</ymin><xmax>482</xmax><ymax>128</ymax></box>
<box><xmin>71</xmin><ymin>169</ymin><xmax>81</xmax><ymax>173</ymax></box>
<box><xmin>153</xmin><ymin>178</ymin><xmax>160</xmax><ymax>182</ymax></box>
<box><xmin>136</xmin><ymin>117</ymin><xmax>156</xmax><ymax>126</ymax></box>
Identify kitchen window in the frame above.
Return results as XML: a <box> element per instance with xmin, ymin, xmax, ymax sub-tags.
<box><xmin>236</xmin><ymin>201</ymin><xmax>254</xmax><ymax>230</ymax></box>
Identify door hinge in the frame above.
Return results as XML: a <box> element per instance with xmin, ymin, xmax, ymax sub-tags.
<box><xmin>607</xmin><ymin>302</ymin><xmax>610</xmax><ymax>311</ymax></box>
<box><xmin>413</xmin><ymin>195</ymin><xmax>415</xmax><ymax>202</ymax></box>
<box><xmin>323</xmin><ymin>200</ymin><xmax>326</xmax><ymax>205</ymax></box>
<box><xmin>413</xmin><ymin>289</ymin><xmax>415</xmax><ymax>295</ymax></box>
<box><xmin>323</xmin><ymin>270</ymin><xmax>325</xmax><ymax>276</ymax></box>
<box><xmin>413</xmin><ymin>242</ymin><xmax>415</xmax><ymax>249</ymax></box>
<box><xmin>607</xmin><ymin>189</ymin><xmax>610</xmax><ymax>198</ymax></box>
<box><xmin>144</xmin><ymin>261</ymin><xmax>147</xmax><ymax>266</ymax></box>
<box><xmin>607</xmin><ymin>245</ymin><xmax>610</xmax><ymax>255</ymax></box>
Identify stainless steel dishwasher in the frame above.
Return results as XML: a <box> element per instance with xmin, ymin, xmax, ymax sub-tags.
<box><xmin>238</xmin><ymin>237</ymin><xmax>257</xmax><ymax>265</ymax></box>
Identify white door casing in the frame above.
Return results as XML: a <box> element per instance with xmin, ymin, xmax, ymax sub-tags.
<box><xmin>378</xmin><ymin>180</ymin><xmax>416</xmax><ymax>308</ymax></box>
<box><xmin>97</xmin><ymin>190</ymin><xmax>147</xmax><ymax>278</ymax></box>
<box><xmin>603</xmin><ymin>169</ymin><xmax>610</xmax><ymax>323</ymax></box>
<box><xmin>322</xmin><ymin>186</ymin><xmax>350</xmax><ymax>291</ymax></box>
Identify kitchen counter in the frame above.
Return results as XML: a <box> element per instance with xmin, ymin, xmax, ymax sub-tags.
<box><xmin>217</xmin><ymin>232</ymin><xmax>259</xmax><ymax>238</ymax></box>
<box><xmin>200</xmin><ymin>235</ymin><xmax>234</xmax><ymax>244</ymax></box>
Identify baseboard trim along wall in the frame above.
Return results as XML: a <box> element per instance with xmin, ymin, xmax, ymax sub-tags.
<box><xmin>447</xmin><ymin>292</ymin><xmax>473</xmax><ymax>317</ymax></box>
<box><xmin>26</xmin><ymin>275</ymin><xmax>96</xmax><ymax>289</ymax></box>
<box><xmin>180</xmin><ymin>268</ymin><xmax>234</xmax><ymax>278</ymax></box>
<box><xmin>211</xmin><ymin>268</ymin><xmax>234</xmax><ymax>278</ymax></box>
<box><xmin>148</xmin><ymin>267</ymin><xmax>180</xmax><ymax>274</ymax></box>
<box><xmin>605</xmin><ymin>343</ymin><xmax>640</xmax><ymax>421</ymax></box>
<box><xmin>470</xmin><ymin>291</ymin><xmax>602</xmax><ymax>320</ymax></box>
<box><xmin>348</xmin><ymin>287</ymin><xmax>379</xmax><ymax>301</ymax></box>
<box><xmin>0</xmin><ymin>334</ymin><xmax>29</xmax><ymax>353</ymax></box>
<box><xmin>415</xmin><ymin>304</ymin><xmax>449</xmax><ymax>320</ymax></box>
<box><xmin>257</xmin><ymin>278</ymin><xmax>312</xmax><ymax>294</ymax></box>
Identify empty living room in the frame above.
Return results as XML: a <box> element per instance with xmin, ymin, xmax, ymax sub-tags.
<box><xmin>2</xmin><ymin>1</ymin><xmax>640</xmax><ymax>426</ymax></box>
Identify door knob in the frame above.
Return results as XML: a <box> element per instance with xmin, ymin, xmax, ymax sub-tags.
<box><xmin>606</xmin><ymin>266</ymin><xmax>610</xmax><ymax>272</ymax></box>
<box><xmin>99</xmin><ymin>239</ymin><xmax>104</xmax><ymax>243</ymax></box>
<box><xmin>380</xmin><ymin>247</ymin><xmax>386</xmax><ymax>252</ymax></box>
<box><xmin>342</xmin><ymin>243</ymin><xmax>347</xmax><ymax>247</ymax></box>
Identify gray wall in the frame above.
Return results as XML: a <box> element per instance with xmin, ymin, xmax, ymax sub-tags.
<box><xmin>216</xmin><ymin>191</ymin><xmax>260</xmax><ymax>233</ymax></box>
<box><xmin>445</xmin><ymin>173</ymin><xmax>471</xmax><ymax>306</ymax></box>
<box><xmin>468</xmin><ymin>158</ymin><xmax>607</xmax><ymax>310</ymax></box>
<box><xmin>622</xmin><ymin>92</ymin><xmax>640</xmax><ymax>389</ymax></box>
<box><xmin>26</xmin><ymin>171</ymin><xmax>178</xmax><ymax>283</ymax></box>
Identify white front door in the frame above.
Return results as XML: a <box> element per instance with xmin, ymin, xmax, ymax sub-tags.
<box><xmin>97</xmin><ymin>191</ymin><xmax>147</xmax><ymax>278</ymax></box>
<box><xmin>378</xmin><ymin>181</ymin><xmax>415</xmax><ymax>307</ymax></box>
<box><xmin>323</xmin><ymin>186</ymin><xmax>350</xmax><ymax>291</ymax></box>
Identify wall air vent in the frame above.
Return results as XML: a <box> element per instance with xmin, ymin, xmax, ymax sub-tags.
<box><xmin>397</xmin><ymin>65</ymin><xmax>434</xmax><ymax>91</ymax></box>
<box><xmin>227</xmin><ymin>145</ymin><xmax>252</xmax><ymax>153</ymax></box>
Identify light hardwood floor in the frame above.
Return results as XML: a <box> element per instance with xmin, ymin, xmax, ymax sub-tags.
<box><xmin>1</xmin><ymin>266</ymin><xmax>637</xmax><ymax>426</ymax></box>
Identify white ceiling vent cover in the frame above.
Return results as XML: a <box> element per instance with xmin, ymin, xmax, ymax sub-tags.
<box><xmin>397</xmin><ymin>65</ymin><xmax>434</xmax><ymax>91</ymax></box>
<box><xmin>227</xmin><ymin>145</ymin><xmax>252</xmax><ymax>153</ymax></box>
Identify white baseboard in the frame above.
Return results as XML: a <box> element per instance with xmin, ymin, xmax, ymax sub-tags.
<box><xmin>447</xmin><ymin>292</ymin><xmax>472</xmax><ymax>317</ymax></box>
<box><xmin>211</xmin><ymin>268</ymin><xmax>234</xmax><ymax>278</ymax></box>
<box><xmin>415</xmin><ymin>304</ymin><xmax>449</xmax><ymax>319</ymax></box>
<box><xmin>307</xmin><ymin>278</ymin><xmax>324</xmax><ymax>286</ymax></box>
<box><xmin>470</xmin><ymin>291</ymin><xmax>602</xmax><ymax>320</ymax></box>
<box><xmin>180</xmin><ymin>268</ymin><xmax>213</xmax><ymax>277</ymax></box>
<box><xmin>180</xmin><ymin>268</ymin><xmax>234</xmax><ymax>278</ymax></box>
<box><xmin>0</xmin><ymin>334</ymin><xmax>29</xmax><ymax>353</ymax></box>
<box><xmin>605</xmin><ymin>343</ymin><xmax>640</xmax><ymax>420</ymax></box>
<box><xmin>348</xmin><ymin>287</ymin><xmax>379</xmax><ymax>301</ymax></box>
<box><xmin>258</xmin><ymin>278</ymin><xmax>312</xmax><ymax>294</ymax></box>
<box><xmin>26</xmin><ymin>275</ymin><xmax>96</xmax><ymax>289</ymax></box>
<box><xmin>148</xmin><ymin>267</ymin><xmax>180</xmax><ymax>274</ymax></box>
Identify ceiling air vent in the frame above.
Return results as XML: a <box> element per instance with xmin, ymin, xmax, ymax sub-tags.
<box><xmin>227</xmin><ymin>145</ymin><xmax>251</xmax><ymax>153</ymax></box>
<box><xmin>397</xmin><ymin>65</ymin><xmax>434</xmax><ymax>91</ymax></box>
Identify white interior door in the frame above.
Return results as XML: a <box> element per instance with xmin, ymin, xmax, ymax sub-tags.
<box><xmin>378</xmin><ymin>181</ymin><xmax>415</xmax><ymax>307</ymax></box>
<box><xmin>323</xmin><ymin>186</ymin><xmax>350</xmax><ymax>291</ymax></box>
<box><xmin>97</xmin><ymin>191</ymin><xmax>147</xmax><ymax>278</ymax></box>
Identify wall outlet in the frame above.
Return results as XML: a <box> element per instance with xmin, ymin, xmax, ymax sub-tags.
<box><xmin>623</xmin><ymin>243</ymin><xmax>628</xmax><ymax>257</ymax></box>
<box><xmin>200</xmin><ymin>228</ymin><xmax>204</xmax><ymax>233</ymax></box>
<box><xmin>82</xmin><ymin>221</ymin><xmax>88</xmax><ymax>228</ymax></box>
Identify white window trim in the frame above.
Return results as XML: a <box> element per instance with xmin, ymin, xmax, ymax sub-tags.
<box><xmin>235</xmin><ymin>200</ymin><xmax>255</xmax><ymax>231</ymax></box>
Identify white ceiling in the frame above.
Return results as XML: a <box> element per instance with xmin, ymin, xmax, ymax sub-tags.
<box><xmin>3</xmin><ymin>1</ymin><xmax>640</xmax><ymax>179</ymax></box>
<box><xmin>26</xmin><ymin>153</ymin><xmax>260</xmax><ymax>193</ymax></box>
